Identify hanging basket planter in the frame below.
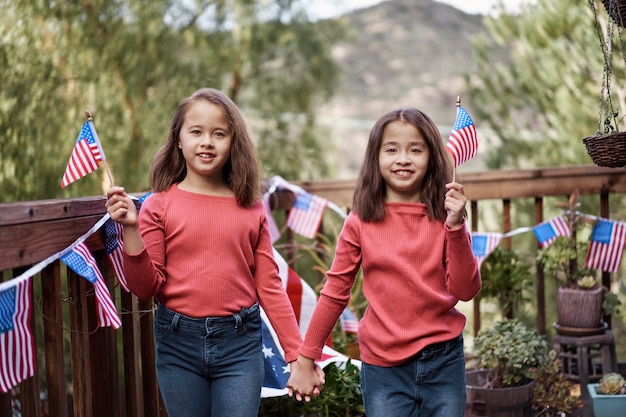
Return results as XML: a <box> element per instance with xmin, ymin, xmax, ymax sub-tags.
<box><xmin>585</xmin><ymin>0</ymin><xmax>626</xmax><ymax>167</ymax></box>
<box><xmin>603</xmin><ymin>0</ymin><xmax>626</xmax><ymax>28</ymax></box>
<box><xmin>583</xmin><ymin>132</ymin><xmax>626</xmax><ymax>168</ymax></box>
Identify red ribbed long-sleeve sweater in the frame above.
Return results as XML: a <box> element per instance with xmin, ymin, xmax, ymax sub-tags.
<box><xmin>124</xmin><ymin>184</ymin><xmax>302</xmax><ymax>362</ymax></box>
<box><xmin>299</xmin><ymin>202</ymin><xmax>482</xmax><ymax>367</ymax></box>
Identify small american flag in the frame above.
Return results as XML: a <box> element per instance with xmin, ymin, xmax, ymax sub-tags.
<box><xmin>104</xmin><ymin>218</ymin><xmax>129</xmax><ymax>292</ymax></box>
<box><xmin>61</xmin><ymin>242</ymin><xmax>121</xmax><ymax>328</ymax></box>
<box><xmin>471</xmin><ymin>232</ymin><xmax>501</xmax><ymax>267</ymax></box>
<box><xmin>339</xmin><ymin>307</ymin><xmax>359</xmax><ymax>334</ymax></box>
<box><xmin>446</xmin><ymin>106</ymin><xmax>478</xmax><ymax>167</ymax></box>
<box><xmin>286</xmin><ymin>192</ymin><xmax>327</xmax><ymax>239</ymax></box>
<box><xmin>0</xmin><ymin>278</ymin><xmax>36</xmax><ymax>393</ymax></box>
<box><xmin>533</xmin><ymin>216</ymin><xmax>570</xmax><ymax>248</ymax></box>
<box><xmin>61</xmin><ymin>120</ymin><xmax>105</xmax><ymax>188</ymax></box>
<box><xmin>585</xmin><ymin>219</ymin><xmax>626</xmax><ymax>273</ymax></box>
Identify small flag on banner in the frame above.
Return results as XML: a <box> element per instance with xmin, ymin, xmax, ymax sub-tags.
<box><xmin>104</xmin><ymin>218</ymin><xmax>129</xmax><ymax>292</ymax></box>
<box><xmin>585</xmin><ymin>219</ymin><xmax>626</xmax><ymax>273</ymax></box>
<box><xmin>0</xmin><ymin>279</ymin><xmax>36</xmax><ymax>393</ymax></box>
<box><xmin>61</xmin><ymin>120</ymin><xmax>105</xmax><ymax>188</ymax></box>
<box><xmin>446</xmin><ymin>105</ymin><xmax>478</xmax><ymax>167</ymax></box>
<box><xmin>287</xmin><ymin>192</ymin><xmax>327</xmax><ymax>239</ymax></box>
<box><xmin>533</xmin><ymin>216</ymin><xmax>570</xmax><ymax>248</ymax></box>
<box><xmin>339</xmin><ymin>307</ymin><xmax>359</xmax><ymax>334</ymax></box>
<box><xmin>471</xmin><ymin>232</ymin><xmax>501</xmax><ymax>267</ymax></box>
<box><xmin>61</xmin><ymin>242</ymin><xmax>121</xmax><ymax>328</ymax></box>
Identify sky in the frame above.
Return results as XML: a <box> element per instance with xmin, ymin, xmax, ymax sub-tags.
<box><xmin>308</xmin><ymin>0</ymin><xmax>535</xmax><ymax>19</ymax></box>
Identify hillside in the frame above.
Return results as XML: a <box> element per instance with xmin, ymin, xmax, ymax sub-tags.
<box><xmin>320</xmin><ymin>0</ymin><xmax>504</xmax><ymax>178</ymax></box>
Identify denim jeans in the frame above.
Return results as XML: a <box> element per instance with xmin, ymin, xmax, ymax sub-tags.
<box><xmin>361</xmin><ymin>335</ymin><xmax>466</xmax><ymax>417</ymax></box>
<box><xmin>154</xmin><ymin>303</ymin><xmax>264</xmax><ymax>417</ymax></box>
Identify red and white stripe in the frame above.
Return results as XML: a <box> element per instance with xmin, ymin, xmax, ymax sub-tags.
<box><xmin>74</xmin><ymin>243</ymin><xmax>121</xmax><ymax>329</ymax></box>
<box><xmin>585</xmin><ymin>220</ymin><xmax>626</xmax><ymax>273</ymax></box>
<box><xmin>0</xmin><ymin>279</ymin><xmax>36</xmax><ymax>393</ymax></box>
<box><xmin>61</xmin><ymin>139</ymin><xmax>102</xmax><ymax>188</ymax></box>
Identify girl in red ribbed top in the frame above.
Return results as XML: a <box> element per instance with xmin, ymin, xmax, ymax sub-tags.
<box><xmin>287</xmin><ymin>107</ymin><xmax>482</xmax><ymax>416</ymax></box>
<box><xmin>105</xmin><ymin>88</ymin><xmax>318</xmax><ymax>416</ymax></box>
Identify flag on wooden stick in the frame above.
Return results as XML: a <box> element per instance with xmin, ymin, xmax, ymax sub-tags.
<box><xmin>446</xmin><ymin>100</ymin><xmax>477</xmax><ymax>167</ymax></box>
<box><xmin>61</xmin><ymin>119</ymin><xmax>106</xmax><ymax>188</ymax></box>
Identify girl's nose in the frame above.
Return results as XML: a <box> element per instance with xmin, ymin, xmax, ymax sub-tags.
<box><xmin>397</xmin><ymin>151</ymin><xmax>411</xmax><ymax>163</ymax></box>
<box><xmin>200</xmin><ymin>133</ymin><xmax>214</xmax><ymax>147</ymax></box>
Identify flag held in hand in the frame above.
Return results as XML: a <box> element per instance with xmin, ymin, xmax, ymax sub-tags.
<box><xmin>61</xmin><ymin>120</ymin><xmax>105</xmax><ymax>188</ymax></box>
<box><xmin>446</xmin><ymin>104</ymin><xmax>477</xmax><ymax>167</ymax></box>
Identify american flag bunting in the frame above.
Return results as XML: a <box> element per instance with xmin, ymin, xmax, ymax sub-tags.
<box><xmin>286</xmin><ymin>192</ymin><xmax>327</xmax><ymax>239</ymax></box>
<box><xmin>340</xmin><ymin>307</ymin><xmax>359</xmax><ymax>334</ymax></box>
<box><xmin>104</xmin><ymin>218</ymin><xmax>129</xmax><ymax>292</ymax></box>
<box><xmin>585</xmin><ymin>219</ymin><xmax>626</xmax><ymax>273</ymax></box>
<box><xmin>0</xmin><ymin>279</ymin><xmax>36</xmax><ymax>393</ymax></box>
<box><xmin>471</xmin><ymin>232</ymin><xmax>501</xmax><ymax>267</ymax></box>
<box><xmin>60</xmin><ymin>242</ymin><xmax>121</xmax><ymax>328</ymax></box>
<box><xmin>533</xmin><ymin>215</ymin><xmax>570</xmax><ymax>248</ymax></box>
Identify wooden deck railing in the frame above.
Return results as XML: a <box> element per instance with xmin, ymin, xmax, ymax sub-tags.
<box><xmin>2</xmin><ymin>165</ymin><xmax>626</xmax><ymax>417</ymax></box>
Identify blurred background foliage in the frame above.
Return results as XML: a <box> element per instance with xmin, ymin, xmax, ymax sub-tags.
<box><xmin>0</xmin><ymin>0</ymin><xmax>348</xmax><ymax>202</ymax></box>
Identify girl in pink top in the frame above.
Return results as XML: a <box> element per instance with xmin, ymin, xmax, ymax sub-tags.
<box><xmin>287</xmin><ymin>107</ymin><xmax>481</xmax><ymax>416</ymax></box>
<box><xmin>105</xmin><ymin>88</ymin><xmax>318</xmax><ymax>416</ymax></box>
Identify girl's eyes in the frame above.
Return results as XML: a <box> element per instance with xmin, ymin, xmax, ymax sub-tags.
<box><xmin>189</xmin><ymin>129</ymin><xmax>226</xmax><ymax>137</ymax></box>
<box><xmin>384</xmin><ymin>147</ymin><xmax>422</xmax><ymax>153</ymax></box>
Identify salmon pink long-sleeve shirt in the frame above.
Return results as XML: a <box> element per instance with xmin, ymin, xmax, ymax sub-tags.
<box><xmin>299</xmin><ymin>203</ymin><xmax>481</xmax><ymax>367</ymax></box>
<box><xmin>124</xmin><ymin>184</ymin><xmax>302</xmax><ymax>362</ymax></box>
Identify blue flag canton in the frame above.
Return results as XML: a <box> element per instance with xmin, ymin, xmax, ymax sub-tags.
<box><xmin>0</xmin><ymin>286</ymin><xmax>17</xmax><ymax>334</ymax></box>
<box><xmin>261</xmin><ymin>321</ymin><xmax>289</xmax><ymax>389</ymax></box>
<box><xmin>293</xmin><ymin>193</ymin><xmax>313</xmax><ymax>211</ymax></box>
<box><xmin>591</xmin><ymin>220</ymin><xmax>613</xmax><ymax>244</ymax></box>
<box><xmin>453</xmin><ymin>107</ymin><xmax>474</xmax><ymax>130</ymax></box>
<box><xmin>533</xmin><ymin>222</ymin><xmax>557</xmax><ymax>244</ymax></box>
<box><xmin>61</xmin><ymin>250</ymin><xmax>98</xmax><ymax>284</ymax></box>
<box><xmin>104</xmin><ymin>220</ymin><xmax>120</xmax><ymax>255</ymax></box>
<box><xmin>77</xmin><ymin>122</ymin><xmax>96</xmax><ymax>146</ymax></box>
<box><xmin>472</xmin><ymin>234</ymin><xmax>488</xmax><ymax>257</ymax></box>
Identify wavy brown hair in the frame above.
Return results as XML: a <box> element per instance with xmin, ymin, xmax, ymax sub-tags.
<box><xmin>351</xmin><ymin>107</ymin><xmax>453</xmax><ymax>223</ymax></box>
<box><xmin>149</xmin><ymin>88</ymin><xmax>261</xmax><ymax>208</ymax></box>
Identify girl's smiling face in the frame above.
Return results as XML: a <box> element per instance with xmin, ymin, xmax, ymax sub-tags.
<box><xmin>178</xmin><ymin>101</ymin><xmax>232</xmax><ymax>187</ymax></box>
<box><xmin>378</xmin><ymin>120</ymin><xmax>430</xmax><ymax>203</ymax></box>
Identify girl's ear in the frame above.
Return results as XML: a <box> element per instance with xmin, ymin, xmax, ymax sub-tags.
<box><xmin>177</xmin><ymin>142</ymin><xmax>182</xmax><ymax>149</ymax></box>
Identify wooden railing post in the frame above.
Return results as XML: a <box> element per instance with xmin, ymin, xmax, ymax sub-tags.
<box><xmin>41</xmin><ymin>261</ymin><xmax>69</xmax><ymax>417</ymax></box>
<box><xmin>534</xmin><ymin>197</ymin><xmax>546</xmax><ymax>335</ymax></box>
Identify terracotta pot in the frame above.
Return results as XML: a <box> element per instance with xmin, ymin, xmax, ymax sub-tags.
<box><xmin>556</xmin><ymin>286</ymin><xmax>603</xmax><ymax>329</ymax></box>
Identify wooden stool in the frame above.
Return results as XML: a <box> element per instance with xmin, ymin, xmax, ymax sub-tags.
<box><xmin>552</xmin><ymin>330</ymin><xmax>618</xmax><ymax>416</ymax></box>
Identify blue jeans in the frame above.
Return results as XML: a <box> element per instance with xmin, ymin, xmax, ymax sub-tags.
<box><xmin>154</xmin><ymin>303</ymin><xmax>264</xmax><ymax>417</ymax></box>
<box><xmin>361</xmin><ymin>335</ymin><xmax>466</xmax><ymax>417</ymax></box>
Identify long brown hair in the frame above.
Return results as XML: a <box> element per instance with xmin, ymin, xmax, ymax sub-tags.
<box><xmin>149</xmin><ymin>88</ymin><xmax>261</xmax><ymax>208</ymax></box>
<box><xmin>351</xmin><ymin>107</ymin><xmax>453</xmax><ymax>222</ymax></box>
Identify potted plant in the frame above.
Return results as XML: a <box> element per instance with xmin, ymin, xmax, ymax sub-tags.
<box><xmin>480</xmin><ymin>246</ymin><xmax>533</xmax><ymax>319</ymax></box>
<box><xmin>587</xmin><ymin>372</ymin><xmax>626</xmax><ymax>417</ymax></box>
<box><xmin>531</xmin><ymin>353</ymin><xmax>583</xmax><ymax>416</ymax></box>
<box><xmin>536</xmin><ymin>190</ymin><xmax>620</xmax><ymax>332</ymax></box>
<box><xmin>466</xmin><ymin>319</ymin><xmax>551</xmax><ymax>416</ymax></box>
